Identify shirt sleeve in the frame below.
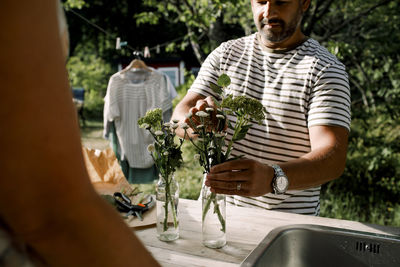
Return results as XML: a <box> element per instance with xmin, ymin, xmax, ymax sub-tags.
<box><xmin>103</xmin><ymin>75</ymin><xmax>121</xmax><ymax>138</ymax></box>
<box><xmin>307</xmin><ymin>62</ymin><xmax>351</xmax><ymax>131</ymax></box>
<box><xmin>188</xmin><ymin>43</ymin><xmax>226</xmax><ymax>101</ymax></box>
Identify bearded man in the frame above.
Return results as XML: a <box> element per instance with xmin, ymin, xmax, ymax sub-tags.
<box><xmin>172</xmin><ymin>0</ymin><xmax>350</xmax><ymax>216</ymax></box>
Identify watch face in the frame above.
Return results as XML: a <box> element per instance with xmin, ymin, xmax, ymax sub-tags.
<box><xmin>276</xmin><ymin>176</ymin><xmax>288</xmax><ymax>192</ymax></box>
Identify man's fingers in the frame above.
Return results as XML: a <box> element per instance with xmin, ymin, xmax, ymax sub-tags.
<box><xmin>205</xmin><ymin>96</ymin><xmax>216</xmax><ymax>108</ymax></box>
<box><xmin>195</xmin><ymin>99</ymin><xmax>208</xmax><ymax>111</ymax></box>
<box><xmin>208</xmin><ymin>182</ymin><xmax>250</xmax><ymax>196</ymax></box>
<box><xmin>206</xmin><ymin>179</ymin><xmax>239</xmax><ymax>191</ymax></box>
<box><xmin>210</xmin><ymin>158</ymin><xmax>252</xmax><ymax>173</ymax></box>
<box><xmin>206</xmin><ymin>169</ymin><xmax>246</xmax><ymax>182</ymax></box>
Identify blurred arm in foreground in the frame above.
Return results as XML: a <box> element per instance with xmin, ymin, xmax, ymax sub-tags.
<box><xmin>0</xmin><ymin>0</ymin><xmax>159</xmax><ymax>266</ymax></box>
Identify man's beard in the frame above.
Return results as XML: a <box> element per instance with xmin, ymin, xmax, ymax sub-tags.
<box><xmin>259</xmin><ymin>10</ymin><xmax>303</xmax><ymax>43</ymax></box>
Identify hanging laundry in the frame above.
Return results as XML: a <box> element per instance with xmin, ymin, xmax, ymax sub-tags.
<box><xmin>149</xmin><ymin>67</ymin><xmax>178</xmax><ymax>100</ymax></box>
<box><xmin>103</xmin><ymin>65</ymin><xmax>172</xmax><ymax>184</ymax></box>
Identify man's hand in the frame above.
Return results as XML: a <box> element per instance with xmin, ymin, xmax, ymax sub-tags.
<box><xmin>205</xmin><ymin>158</ymin><xmax>274</xmax><ymax>197</ymax></box>
<box><xmin>185</xmin><ymin>96</ymin><xmax>218</xmax><ymax>132</ymax></box>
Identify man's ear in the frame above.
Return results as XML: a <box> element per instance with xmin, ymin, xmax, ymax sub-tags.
<box><xmin>301</xmin><ymin>0</ymin><xmax>311</xmax><ymax>12</ymax></box>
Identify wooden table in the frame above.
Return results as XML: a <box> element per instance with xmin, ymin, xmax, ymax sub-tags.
<box><xmin>134</xmin><ymin>198</ymin><xmax>400</xmax><ymax>267</ymax></box>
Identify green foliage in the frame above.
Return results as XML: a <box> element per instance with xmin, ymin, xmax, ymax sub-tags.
<box><xmin>321</xmin><ymin>106</ymin><xmax>400</xmax><ymax>226</ymax></box>
<box><xmin>137</xmin><ymin>0</ymin><xmax>252</xmax><ymax>63</ymax></box>
<box><xmin>217</xmin><ymin>73</ymin><xmax>231</xmax><ymax>87</ymax></box>
<box><xmin>320</xmin><ymin>0</ymin><xmax>400</xmax><ymax>113</ymax></box>
<box><xmin>138</xmin><ymin>108</ymin><xmax>163</xmax><ymax>131</ymax></box>
<box><xmin>63</xmin><ymin>0</ymin><xmax>86</xmax><ymax>10</ymax></box>
<box><xmin>320</xmin><ymin>191</ymin><xmax>400</xmax><ymax>227</ymax></box>
<box><xmin>138</xmin><ymin>110</ymin><xmax>185</xmax><ymax>177</ymax></box>
<box><xmin>210</xmin><ymin>83</ymin><xmax>223</xmax><ymax>95</ymax></box>
<box><xmin>67</xmin><ymin>45</ymin><xmax>113</xmax><ymax>119</ymax></box>
<box><xmin>174</xmin><ymin>141</ymin><xmax>203</xmax><ymax>199</ymax></box>
<box><xmin>172</xmin><ymin>71</ymin><xmax>196</xmax><ymax>108</ymax></box>
<box><xmin>221</xmin><ymin>95</ymin><xmax>266</xmax><ymax>124</ymax></box>
<box><xmin>84</xmin><ymin>90</ymin><xmax>104</xmax><ymax>119</ymax></box>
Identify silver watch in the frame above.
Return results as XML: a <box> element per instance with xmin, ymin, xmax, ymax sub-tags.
<box><xmin>271</xmin><ymin>164</ymin><xmax>289</xmax><ymax>194</ymax></box>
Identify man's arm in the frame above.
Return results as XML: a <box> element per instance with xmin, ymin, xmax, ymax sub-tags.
<box><xmin>205</xmin><ymin>125</ymin><xmax>348</xmax><ymax>196</ymax></box>
<box><xmin>0</xmin><ymin>1</ymin><xmax>158</xmax><ymax>266</ymax></box>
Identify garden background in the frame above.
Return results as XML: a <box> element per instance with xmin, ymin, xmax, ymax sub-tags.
<box><xmin>64</xmin><ymin>0</ymin><xmax>400</xmax><ymax>226</ymax></box>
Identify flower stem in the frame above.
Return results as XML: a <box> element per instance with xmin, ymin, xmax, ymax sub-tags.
<box><xmin>202</xmin><ymin>191</ymin><xmax>226</xmax><ymax>233</ymax></box>
<box><xmin>163</xmin><ymin>172</ymin><xmax>169</xmax><ymax>232</ymax></box>
<box><xmin>162</xmin><ymin>171</ymin><xmax>178</xmax><ymax>232</ymax></box>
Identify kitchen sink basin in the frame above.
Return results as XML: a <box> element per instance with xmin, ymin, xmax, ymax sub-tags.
<box><xmin>241</xmin><ymin>224</ymin><xmax>400</xmax><ymax>267</ymax></box>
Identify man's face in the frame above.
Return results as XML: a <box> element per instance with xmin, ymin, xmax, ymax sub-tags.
<box><xmin>251</xmin><ymin>0</ymin><xmax>304</xmax><ymax>45</ymax></box>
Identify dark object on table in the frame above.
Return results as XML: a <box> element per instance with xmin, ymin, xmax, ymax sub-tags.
<box><xmin>113</xmin><ymin>192</ymin><xmax>154</xmax><ymax>221</ymax></box>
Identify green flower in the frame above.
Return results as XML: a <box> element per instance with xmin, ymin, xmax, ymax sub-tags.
<box><xmin>138</xmin><ymin>108</ymin><xmax>163</xmax><ymax>130</ymax></box>
<box><xmin>221</xmin><ymin>95</ymin><xmax>266</xmax><ymax>124</ymax></box>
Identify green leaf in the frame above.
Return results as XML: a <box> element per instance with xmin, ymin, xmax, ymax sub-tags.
<box><xmin>228</xmin><ymin>120</ymin><xmax>234</xmax><ymax>130</ymax></box>
<box><xmin>209</xmin><ymin>82</ymin><xmax>223</xmax><ymax>95</ymax></box>
<box><xmin>211</xmin><ymin>96</ymin><xmax>221</xmax><ymax>107</ymax></box>
<box><xmin>232</xmin><ymin>124</ymin><xmax>251</xmax><ymax>141</ymax></box>
<box><xmin>217</xmin><ymin>74</ymin><xmax>231</xmax><ymax>87</ymax></box>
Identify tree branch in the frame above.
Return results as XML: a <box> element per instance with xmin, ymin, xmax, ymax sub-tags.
<box><xmin>319</xmin><ymin>0</ymin><xmax>394</xmax><ymax>42</ymax></box>
<box><xmin>187</xmin><ymin>28</ymin><xmax>206</xmax><ymax>64</ymax></box>
<box><xmin>349</xmin><ymin>76</ymin><xmax>369</xmax><ymax>107</ymax></box>
<box><xmin>303</xmin><ymin>0</ymin><xmax>322</xmax><ymax>35</ymax></box>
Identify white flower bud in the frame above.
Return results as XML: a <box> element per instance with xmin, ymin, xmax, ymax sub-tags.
<box><xmin>141</xmin><ymin>123</ymin><xmax>150</xmax><ymax>129</ymax></box>
<box><xmin>171</xmin><ymin>123</ymin><xmax>179</xmax><ymax>129</ymax></box>
<box><xmin>147</xmin><ymin>144</ymin><xmax>155</xmax><ymax>152</ymax></box>
<box><xmin>196</xmin><ymin>124</ymin><xmax>204</xmax><ymax>129</ymax></box>
<box><xmin>163</xmin><ymin>122</ymin><xmax>171</xmax><ymax>127</ymax></box>
<box><xmin>196</xmin><ymin>111</ymin><xmax>209</xmax><ymax>118</ymax></box>
<box><xmin>155</xmin><ymin>130</ymin><xmax>164</xmax><ymax>136</ymax></box>
<box><xmin>172</xmin><ymin>119</ymin><xmax>179</xmax><ymax>123</ymax></box>
<box><xmin>214</xmin><ymin>133</ymin><xmax>224</xmax><ymax>138</ymax></box>
<box><xmin>205</xmin><ymin>107</ymin><xmax>214</xmax><ymax>113</ymax></box>
<box><xmin>216</xmin><ymin>114</ymin><xmax>225</xmax><ymax>119</ymax></box>
<box><xmin>194</xmin><ymin>154</ymin><xmax>200</xmax><ymax>160</ymax></box>
<box><xmin>180</xmin><ymin>122</ymin><xmax>189</xmax><ymax>129</ymax></box>
<box><xmin>163</xmin><ymin>151</ymin><xmax>169</xmax><ymax>156</ymax></box>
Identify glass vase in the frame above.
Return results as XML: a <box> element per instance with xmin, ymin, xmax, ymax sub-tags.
<box><xmin>156</xmin><ymin>172</ymin><xmax>179</xmax><ymax>241</ymax></box>
<box><xmin>202</xmin><ymin>180</ymin><xmax>226</xmax><ymax>248</ymax></box>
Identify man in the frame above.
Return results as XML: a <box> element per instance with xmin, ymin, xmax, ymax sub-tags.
<box><xmin>0</xmin><ymin>0</ymin><xmax>159</xmax><ymax>265</ymax></box>
<box><xmin>172</xmin><ymin>0</ymin><xmax>350</xmax><ymax>215</ymax></box>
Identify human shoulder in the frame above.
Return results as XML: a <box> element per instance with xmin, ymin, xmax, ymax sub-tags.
<box><xmin>217</xmin><ymin>33</ymin><xmax>257</xmax><ymax>53</ymax></box>
<box><xmin>301</xmin><ymin>38</ymin><xmax>346</xmax><ymax>70</ymax></box>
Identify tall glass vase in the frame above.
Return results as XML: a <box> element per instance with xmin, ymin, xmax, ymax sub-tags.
<box><xmin>202</xmin><ymin>179</ymin><xmax>226</xmax><ymax>248</ymax></box>
<box><xmin>156</xmin><ymin>172</ymin><xmax>179</xmax><ymax>241</ymax></box>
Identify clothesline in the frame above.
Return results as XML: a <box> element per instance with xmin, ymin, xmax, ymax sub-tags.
<box><xmin>66</xmin><ymin>8</ymin><xmax>186</xmax><ymax>55</ymax></box>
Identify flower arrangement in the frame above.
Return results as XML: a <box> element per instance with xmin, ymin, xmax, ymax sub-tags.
<box><xmin>186</xmin><ymin>74</ymin><xmax>266</xmax><ymax>237</ymax></box>
<box><xmin>138</xmin><ymin>108</ymin><xmax>186</xmax><ymax>234</ymax></box>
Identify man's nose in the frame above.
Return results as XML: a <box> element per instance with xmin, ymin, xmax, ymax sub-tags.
<box><xmin>263</xmin><ymin>2</ymin><xmax>274</xmax><ymax>18</ymax></box>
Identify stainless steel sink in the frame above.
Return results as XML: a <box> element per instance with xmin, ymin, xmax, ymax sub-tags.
<box><xmin>241</xmin><ymin>224</ymin><xmax>400</xmax><ymax>267</ymax></box>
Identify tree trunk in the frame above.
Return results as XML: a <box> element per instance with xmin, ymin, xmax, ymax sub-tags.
<box><xmin>187</xmin><ymin>27</ymin><xmax>206</xmax><ymax>65</ymax></box>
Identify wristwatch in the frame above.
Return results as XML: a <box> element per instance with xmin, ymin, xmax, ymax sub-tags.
<box><xmin>271</xmin><ymin>164</ymin><xmax>289</xmax><ymax>194</ymax></box>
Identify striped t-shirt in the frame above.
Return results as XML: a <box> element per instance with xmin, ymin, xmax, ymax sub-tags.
<box><xmin>189</xmin><ymin>33</ymin><xmax>351</xmax><ymax>215</ymax></box>
<box><xmin>104</xmin><ymin>70</ymin><xmax>172</xmax><ymax>168</ymax></box>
